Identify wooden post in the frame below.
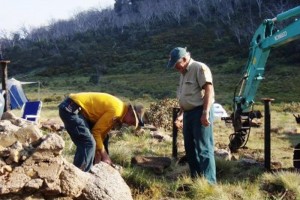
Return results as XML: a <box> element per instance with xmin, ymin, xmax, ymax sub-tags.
<box><xmin>261</xmin><ymin>98</ymin><xmax>274</xmax><ymax>171</ymax></box>
<box><xmin>0</xmin><ymin>60</ymin><xmax>10</xmax><ymax>111</ymax></box>
<box><xmin>172</xmin><ymin>107</ymin><xmax>180</xmax><ymax>159</ymax></box>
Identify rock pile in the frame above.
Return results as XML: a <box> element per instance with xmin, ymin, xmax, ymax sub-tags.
<box><xmin>0</xmin><ymin>111</ymin><xmax>133</xmax><ymax>200</ymax></box>
<box><xmin>146</xmin><ymin>98</ymin><xmax>179</xmax><ymax>131</ymax></box>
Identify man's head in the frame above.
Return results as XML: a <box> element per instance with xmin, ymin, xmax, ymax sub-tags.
<box><xmin>125</xmin><ymin>104</ymin><xmax>145</xmax><ymax>129</ymax></box>
<box><xmin>167</xmin><ymin>47</ymin><xmax>189</xmax><ymax>68</ymax></box>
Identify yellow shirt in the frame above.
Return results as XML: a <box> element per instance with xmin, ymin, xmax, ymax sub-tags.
<box><xmin>69</xmin><ymin>92</ymin><xmax>127</xmax><ymax>151</ymax></box>
<box><xmin>177</xmin><ymin>59</ymin><xmax>215</xmax><ymax>111</ymax></box>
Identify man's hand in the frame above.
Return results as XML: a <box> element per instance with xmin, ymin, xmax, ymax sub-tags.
<box><xmin>201</xmin><ymin>112</ymin><xmax>210</xmax><ymax>127</ymax></box>
<box><xmin>94</xmin><ymin>150</ymin><xmax>102</xmax><ymax>164</ymax></box>
<box><xmin>175</xmin><ymin>112</ymin><xmax>183</xmax><ymax>129</ymax></box>
<box><xmin>94</xmin><ymin>149</ymin><xmax>112</xmax><ymax>165</ymax></box>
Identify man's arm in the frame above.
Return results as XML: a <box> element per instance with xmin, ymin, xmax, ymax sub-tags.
<box><xmin>201</xmin><ymin>83</ymin><xmax>214</xmax><ymax>126</ymax></box>
<box><xmin>92</xmin><ymin>112</ymin><xmax>115</xmax><ymax>165</ymax></box>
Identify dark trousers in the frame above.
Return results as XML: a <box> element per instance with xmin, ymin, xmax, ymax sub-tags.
<box><xmin>183</xmin><ymin>106</ymin><xmax>216</xmax><ymax>184</ymax></box>
<box><xmin>59</xmin><ymin>101</ymin><xmax>96</xmax><ymax>172</ymax></box>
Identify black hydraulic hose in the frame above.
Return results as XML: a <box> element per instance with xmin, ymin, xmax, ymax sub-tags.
<box><xmin>232</xmin><ymin>75</ymin><xmax>248</xmax><ymax>119</ymax></box>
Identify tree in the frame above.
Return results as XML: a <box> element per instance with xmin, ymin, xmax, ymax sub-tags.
<box><xmin>114</xmin><ymin>0</ymin><xmax>133</xmax><ymax>15</ymax></box>
<box><xmin>136</xmin><ymin>0</ymin><xmax>156</xmax><ymax>31</ymax></box>
<box><xmin>255</xmin><ymin>0</ymin><xmax>263</xmax><ymax>17</ymax></box>
<box><xmin>164</xmin><ymin>0</ymin><xmax>186</xmax><ymax>25</ymax></box>
<box><xmin>89</xmin><ymin>63</ymin><xmax>107</xmax><ymax>85</ymax></box>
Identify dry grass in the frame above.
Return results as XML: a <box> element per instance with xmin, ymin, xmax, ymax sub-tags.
<box><xmin>107</xmin><ymin>105</ymin><xmax>300</xmax><ymax>199</ymax></box>
<box><xmin>10</xmin><ymin>95</ymin><xmax>300</xmax><ymax>199</ymax></box>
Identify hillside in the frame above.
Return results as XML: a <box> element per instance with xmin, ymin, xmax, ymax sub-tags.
<box><xmin>1</xmin><ymin>0</ymin><xmax>299</xmax><ymax>104</ymax></box>
<box><xmin>5</xmin><ymin>30</ymin><xmax>300</xmax><ymax>106</ymax></box>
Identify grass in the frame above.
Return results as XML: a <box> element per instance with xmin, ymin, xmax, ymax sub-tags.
<box><xmin>18</xmin><ymin>62</ymin><xmax>300</xmax><ymax>106</ymax></box>
<box><xmin>11</xmin><ymin>73</ymin><xmax>300</xmax><ymax>200</ymax></box>
<box><xmin>23</xmin><ymin>103</ymin><xmax>300</xmax><ymax>199</ymax></box>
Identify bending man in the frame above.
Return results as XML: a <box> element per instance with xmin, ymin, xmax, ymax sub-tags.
<box><xmin>59</xmin><ymin>92</ymin><xmax>143</xmax><ymax>172</ymax></box>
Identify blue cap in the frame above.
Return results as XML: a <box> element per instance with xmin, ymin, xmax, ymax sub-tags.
<box><xmin>167</xmin><ymin>47</ymin><xmax>188</xmax><ymax>68</ymax></box>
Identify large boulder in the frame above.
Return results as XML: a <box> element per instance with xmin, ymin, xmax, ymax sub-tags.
<box><xmin>79</xmin><ymin>162</ymin><xmax>133</xmax><ymax>200</ymax></box>
<box><xmin>0</xmin><ymin>117</ymin><xmax>133</xmax><ymax>200</ymax></box>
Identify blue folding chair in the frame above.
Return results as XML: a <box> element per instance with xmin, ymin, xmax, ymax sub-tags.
<box><xmin>21</xmin><ymin>101</ymin><xmax>42</xmax><ymax>124</ymax></box>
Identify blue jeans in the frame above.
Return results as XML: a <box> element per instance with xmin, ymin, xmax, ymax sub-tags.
<box><xmin>183</xmin><ymin>106</ymin><xmax>216</xmax><ymax>184</ymax></box>
<box><xmin>59</xmin><ymin>99</ymin><xmax>96</xmax><ymax>172</ymax></box>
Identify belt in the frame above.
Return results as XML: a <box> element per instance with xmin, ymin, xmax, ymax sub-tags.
<box><xmin>184</xmin><ymin>105</ymin><xmax>203</xmax><ymax>113</ymax></box>
<box><xmin>59</xmin><ymin>98</ymin><xmax>81</xmax><ymax>114</ymax></box>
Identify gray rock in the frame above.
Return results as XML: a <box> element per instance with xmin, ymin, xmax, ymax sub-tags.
<box><xmin>0</xmin><ymin>120</ymin><xmax>133</xmax><ymax>200</ymax></box>
<box><xmin>79</xmin><ymin>162</ymin><xmax>133</xmax><ymax>200</ymax></box>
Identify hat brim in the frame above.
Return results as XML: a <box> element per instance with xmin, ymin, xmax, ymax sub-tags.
<box><xmin>129</xmin><ymin>104</ymin><xmax>139</xmax><ymax>129</ymax></box>
<box><xmin>167</xmin><ymin>59</ymin><xmax>176</xmax><ymax>68</ymax></box>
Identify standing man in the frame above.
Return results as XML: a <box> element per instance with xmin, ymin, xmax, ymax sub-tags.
<box><xmin>59</xmin><ymin>92</ymin><xmax>144</xmax><ymax>172</ymax></box>
<box><xmin>167</xmin><ymin>47</ymin><xmax>216</xmax><ymax>184</ymax></box>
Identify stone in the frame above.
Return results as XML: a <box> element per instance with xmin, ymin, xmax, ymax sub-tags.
<box><xmin>79</xmin><ymin>162</ymin><xmax>133</xmax><ymax>200</ymax></box>
<box><xmin>131</xmin><ymin>156</ymin><xmax>172</xmax><ymax>174</ymax></box>
<box><xmin>0</xmin><ymin>119</ymin><xmax>133</xmax><ymax>200</ymax></box>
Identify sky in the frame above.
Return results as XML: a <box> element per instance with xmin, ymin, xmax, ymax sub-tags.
<box><xmin>0</xmin><ymin>0</ymin><xmax>115</xmax><ymax>34</ymax></box>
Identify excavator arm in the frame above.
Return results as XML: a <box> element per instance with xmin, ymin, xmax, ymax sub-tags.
<box><xmin>224</xmin><ymin>6</ymin><xmax>300</xmax><ymax>152</ymax></box>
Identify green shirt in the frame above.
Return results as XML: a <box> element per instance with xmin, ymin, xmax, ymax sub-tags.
<box><xmin>177</xmin><ymin>59</ymin><xmax>214</xmax><ymax>111</ymax></box>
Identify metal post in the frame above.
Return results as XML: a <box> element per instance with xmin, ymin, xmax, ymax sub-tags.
<box><xmin>261</xmin><ymin>98</ymin><xmax>274</xmax><ymax>170</ymax></box>
<box><xmin>0</xmin><ymin>60</ymin><xmax>10</xmax><ymax>112</ymax></box>
<box><xmin>172</xmin><ymin>107</ymin><xmax>180</xmax><ymax>159</ymax></box>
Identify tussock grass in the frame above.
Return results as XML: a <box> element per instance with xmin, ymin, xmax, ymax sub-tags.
<box><xmin>109</xmin><ymin>103</ymin><xmax>300</xmax><ymax>199</ymax></box>
<box><xmin>261</xmin><ymin>171</ymin><xmax>300</xmax><ymax>199</ymax></box>
<box><xmin>11</xmin><ymin>83</ymin><xmax>300</xmax><ymax>200</ymax></box>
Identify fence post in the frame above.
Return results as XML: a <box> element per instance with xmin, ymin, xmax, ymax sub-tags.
<box><xmin>261</xmin><ymin>98</ymin><xmax>274</xmax><ymax>170</ymax></box>
<box><xmin>172</xmin><ymin>107</ymin><xmax>180</xmax><ymax>159</ymax></box>
<box><xmin>0</xmin><ymin>60</ymin><xmax>10</xmax><ymax>112</ymax></box>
